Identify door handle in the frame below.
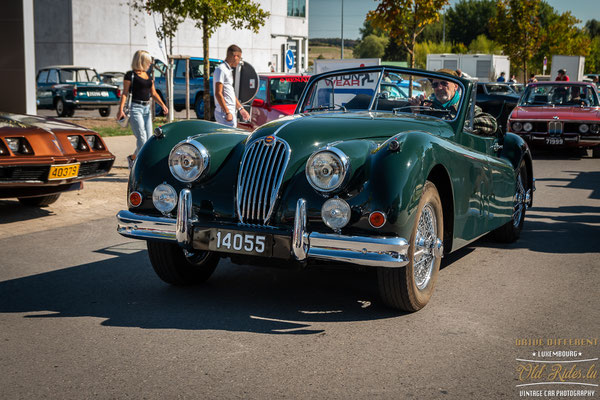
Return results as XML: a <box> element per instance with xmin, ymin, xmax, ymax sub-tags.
<box><xmin>491</xmin><ymin>143</ymin><xmax>503</xmax><ymax>152</ymax></box>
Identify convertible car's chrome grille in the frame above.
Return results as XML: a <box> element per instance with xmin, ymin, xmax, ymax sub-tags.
<box><xmin>237</xmin><ymin>136</ymin><xmax>290</xmax><ymax>225</ymax></box>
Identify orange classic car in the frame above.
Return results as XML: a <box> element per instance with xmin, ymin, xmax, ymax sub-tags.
<box><xmin>0</xmin><ymin>113</ymin><xmax>115</xmax><ymax>206</ymax></box>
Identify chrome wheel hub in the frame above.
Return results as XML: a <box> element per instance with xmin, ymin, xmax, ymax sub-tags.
<box><xmin>513</xmin><ymin>172</ymin><xmax>530</xmax><ymax>227</ymax></box>
<box><xmin>413</xmin><ymin>203</ymin><xmax>442</xmax><ymax>290</ymax></box>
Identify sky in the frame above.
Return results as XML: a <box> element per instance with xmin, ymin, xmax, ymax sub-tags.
<box><xmin>309</xmin><ymin>0</ymin><xmax>599</xmax><ymax>40</ymax></box>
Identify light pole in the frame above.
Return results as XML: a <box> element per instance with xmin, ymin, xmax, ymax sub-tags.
<box><xmin>341</xmin><ymin>0</ymin><xmax>344</xmax><ymax>59</ymax></box>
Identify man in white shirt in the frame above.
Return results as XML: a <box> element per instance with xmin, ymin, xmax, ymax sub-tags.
<box><xmin>213</xmin><ymin>44</ymin><xmax>250</xmax><ymax>127</ymax></box>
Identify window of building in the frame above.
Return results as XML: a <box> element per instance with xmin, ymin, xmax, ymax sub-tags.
<box><xmin>287</xmin><ymin>0</ymin><xmax>305</xmax><ymax>17</ymax></box>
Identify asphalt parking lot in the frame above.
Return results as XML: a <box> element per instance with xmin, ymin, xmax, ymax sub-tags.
<box><xmin>1</xmin><ymin>130</ymin><xmax>599</xmax><ymax>398</ymax></box>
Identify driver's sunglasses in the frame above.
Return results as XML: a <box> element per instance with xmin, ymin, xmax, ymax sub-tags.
<box><xmin>432</xmin><ymin>81</ymin><xmax>450</xmax><ymax>88</ymax></box>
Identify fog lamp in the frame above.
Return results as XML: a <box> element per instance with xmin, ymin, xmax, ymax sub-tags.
<box><xmin>152</xmin><ymin>183</ymin><xmax>177</xmax><ymax>214</ymax></box>
<box><xmin>321</xmin><ymin>198</ymin><xmax>351</xmax><ymax>231</ymax></box>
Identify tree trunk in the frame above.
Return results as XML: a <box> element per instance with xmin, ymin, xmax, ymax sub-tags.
<box><xmin>202</xmin><ymin>16</ymin><xmax>212</xmax><ymax>121</ymax></box>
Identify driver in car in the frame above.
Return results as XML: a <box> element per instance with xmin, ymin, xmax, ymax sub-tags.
<box><xmin>408</xmin><ymin>69</ymin><xmax>498</xmax><ymax>136</ymax></box>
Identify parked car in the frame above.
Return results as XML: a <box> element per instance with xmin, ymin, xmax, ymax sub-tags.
<box><xmin>476</xmin><ymin>82</ymin><xmax>521</xmax><ymax>133</ymax></box>
<box><xmin>507</xmin><ymin>82</ymin><xmax>600</xmax><ymax>157</ymax></box>
<box><xmin>36</xmin><ymin>66</ymin><xmax>121</xmax><ymax>117</ymax></box>
<box><xmin>0</xmin><ymin>113</ymin><xmax>115</xmax><ymax>206</ymax></box>
<box><xmin>238</xmin><ymin>74</ymin><xmax>309</xmax><ymax>131</ymax></box>
<box><xmin>100</xmin><ymin>71</ymin><xmax>124</xmax><ymax>92</ymax></box>
<box><xmin>116</xmin><ymin>66</ymin><xmax>534</xmax><ymax>312</ymax></box>
<box><xmin>154</xmin><ymin>57</ymin><xmax>223</xmax><ymax>118</ymax></box>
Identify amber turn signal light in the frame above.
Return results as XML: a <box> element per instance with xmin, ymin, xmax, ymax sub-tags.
<box><xmin>369</xmin><ymin>211</ymin><xmax>386</xmax><ymax>228</ymax></box>
<box><xmin>129</xmin><ymin>191</ymin><xmax>142</xmax><ymax>207</ymax></box>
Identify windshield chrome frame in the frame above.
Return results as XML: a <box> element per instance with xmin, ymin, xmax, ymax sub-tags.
<box><xmin>296</xmin><ymin>66</ymin><xmax>467</xmax><ymax>122</ymax></box>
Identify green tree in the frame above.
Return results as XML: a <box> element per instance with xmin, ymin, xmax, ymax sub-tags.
<box><xmin>185</xmin><ymin>0</ymin><xmax>269</xmax><ymax>120</ymax></box>
<box><xmin>414</xmin><ymin>40</ymin><xmax>453</xmax><ymax>69</ymax></box>
<box><xmin>468</xmin><ymin>34</ymin><xmax>503</xmax><ymax>55</ymax></box>
<box><xmin>353</xmin><ymin>34</ymin><xmax>389</xmax><ymax>59</ymax></box>
<box><xmin>367</xmin><ymin>0</ymin><xmax>449</xmax><ymax>69</ymax></box>
<box><xmin>446</xmin><ymin>0</ymin><xmax>497</xmax><ymax>45</ymax></box>
<box><xmin>585</xmin><ymin>19</ymin><xmax>600</xmax><ymax>38</ymax></box>
<box><xmin>491</xmin><ymin>0</ymin><xmax>542</xmax><ymax>82</ymax></box>
<box><xmin>586</xmin><ymin>36</ymin><xmax>600</xmax><ymax>74</ymax></box>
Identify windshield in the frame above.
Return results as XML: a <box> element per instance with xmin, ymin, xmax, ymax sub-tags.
<box><xmin>269</xmin><ymin>77</ymin><xmax>309</xmax><ymax>105</ymax></box>
<box><xmin>299</xmin><ymin>69</ymin><xmax>463</xmax><ymax>120</ymax></box>
<box><xmin>59</xmin><ymin>69</ymin><xmax>100</xmax><ymax>83</ymax></box>
<box><xmin>484</xmin><ymin>84</ymin><xmax>513</xmax><ymax>95</ymax></box>
<box><xmin>519</xmin><ymin>84</ymin><xmax>599</xmax><ymax>107</ymax></box>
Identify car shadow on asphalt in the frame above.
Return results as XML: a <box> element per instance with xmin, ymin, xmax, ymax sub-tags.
<box><xmin>0</xmin><ymin>243</ymin><xmax>405</xmax><ymax>335</ymax></box>
<box><xmin>476</xmin><ymin>204</ymin><xmax>600</xmax><ymax>254</ymax></box>
<box><xmin>0</xmin><ymin>200</ymin><xmax>54</xmax><ymax>223</ymax></box>
<box><xmin>535</xmin><ymin>171</ymin><xmax>600</xmax><ymax>200</ymax></box>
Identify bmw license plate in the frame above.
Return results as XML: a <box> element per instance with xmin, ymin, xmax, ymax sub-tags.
<box><xmin>545</xmin><ymin>137</ymin><xmax>564</xmax><ymax>145</ymax></box>
<box><xmin>209</xmin><ymin>229</ymin><xmax>272</xmax><ymax>256</ymax></box>
<box><xmin>48</xmin><ymin>163</ymin><xmax>80</xmax><ymax>180</ymax></box>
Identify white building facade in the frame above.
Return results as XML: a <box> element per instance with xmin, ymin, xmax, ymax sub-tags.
<box><xmin>34</xmin><ymin>0</ymin><xmax>308</xmax><ymax>74</ymax></box>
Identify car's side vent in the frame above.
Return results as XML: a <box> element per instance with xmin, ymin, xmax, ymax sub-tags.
<box><xmin>236</xmin><ymin>136</ymin><xmax>290</xmax><ymax>225</ymax></box>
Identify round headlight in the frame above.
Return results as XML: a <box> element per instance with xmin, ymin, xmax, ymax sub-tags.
<box><xmin>306</xmin><ymin>149</ymin><xmax>349</xmax><ymax>192</ymax></box>
<box><xmin>591</xmin><ymin>124</ymin><xmax>600</xmax><ymax>134</ymax></box>
<box><xmin>523</xmin><ymin>122</ymin><xmax>533</xmax><ymax>132</ymax></box>
<box><xmin>169</xmin><ymin>140</ymin><xmax>209</xmax><ymax>182</ymax></box>
<box><xmin>512</xmin><ymin>122</ymin><xmax>523</xmax><ymax>132</ymax></box>
<box><xmin>152</xmin><ymin>183</ymin><xmax>177</xmax><ymax>214</ymax></box>
<box><xmin>321</xmin><ymin>198</ymin><xmax>351</xmax><ymax>230</ymax></box>
<box><xmin>579</xmin><ymin>124</ymin><xmax>589</xmax><ymax>134</ymax></box>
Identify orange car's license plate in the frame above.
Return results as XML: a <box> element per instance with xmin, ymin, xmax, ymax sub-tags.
<box><xmin>48</xmin><ymin>163</ymin><xmax>80</xmax><ymax>180</ymax></box>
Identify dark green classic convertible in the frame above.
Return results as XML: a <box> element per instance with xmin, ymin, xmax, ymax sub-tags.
<box><xmin>117</xmin><ymin>67</ymin><xmax>534</xmax><ymax>312</ymax></box>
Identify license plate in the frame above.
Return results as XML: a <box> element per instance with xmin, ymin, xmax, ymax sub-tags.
<box><xmin>86</xmin><ymin>91</ymin><xmax>109</xmax><ymax>97</ymax></box>
<box><xmin>48</xmin><ymin>163</ymin><xmax>80</xmax><ymax>180</ymax></box>
<box><xmin>208</xmin><ymin>229</ymin><xmax>272</xmax><ymax>256</ymax></box>
<box><xmin>546</xmin><ymin>137</ymin><xmax>564</xmax><ymax>145</ymax></box>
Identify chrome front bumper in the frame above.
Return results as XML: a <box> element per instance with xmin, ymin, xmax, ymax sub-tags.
<box><xmin>117</xmin><ymin>189</ymin><xmax>410</xmax><ymax>268</ymax></box>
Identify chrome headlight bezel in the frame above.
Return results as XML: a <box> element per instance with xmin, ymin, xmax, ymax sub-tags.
<box><xmin>168</xmin><ymin>139</ymin><xmax>210</xmax><ymax>183</ymax></box>
<box><xmin>305</xmin><ymin>147</ymin><xmax>350</xmax><ymax>193</ymax></box>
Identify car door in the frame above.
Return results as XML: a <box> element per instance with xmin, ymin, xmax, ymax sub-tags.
<box><xmin>456</xmin><ymin>90</ymin><xmax>495</xmax><ymax>239</ymax></box>
<box><xmin>36</xmin><ymin>69</ymin><xmax>51</xmax><ymax>108</ymax></box>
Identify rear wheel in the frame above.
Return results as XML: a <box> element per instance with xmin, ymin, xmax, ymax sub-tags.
<box><xmin>18</xmin><ymin>194</ymin><xmax>61</xmax><ymax>207</ymax></box>
<box><xmin>493</xmin><ymin>160</ymin><xmax>529</xmax><ymax>243</ymax></box>
<box><xmin>99</xmin><ymin>107</ymin><xmax>111</xmax><ymax>117</ymax></box>
<box><xmin>146</xmin><ymin>241</ymin><xmax>219</xmax><ymax>285</ymax></box>
<box><xmin>378</xmin><ymin>181</ymin><xmax>444</xmax><ymax>312</ymax></box>
<box><xmin>55</xmin><ymin>98</ymin><xmax>70</xmax><ymax>117</ymax></box>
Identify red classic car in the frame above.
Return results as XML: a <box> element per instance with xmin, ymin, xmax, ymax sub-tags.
<box><xmin>508</xmin><ymin>82</ymin><xmax>600</xmax><ymax>157</ymax></box>
<box><xmin>238</xmin><ymin>74</ymin><xmax>309</xmax><ymax>131</ymax></box>
<box><xmin>0</xmin><ymin>113</ymin><xmax>115</xmax><ymax>206</ymax></box>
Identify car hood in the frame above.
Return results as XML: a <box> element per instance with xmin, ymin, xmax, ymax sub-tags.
<box><xmin>0</xmin><ymin>113</ymin><xmax>90</xmax><ymax>133</ymax></box>
<box><xmin>511</xmin><ymin>106</ymin><xmax>600</xmax><ymax>121</ymax></box>
<box><xmin>270</xmin><ymin>104</ymin><xmax>297</xmax><ymax>115</ymax></box>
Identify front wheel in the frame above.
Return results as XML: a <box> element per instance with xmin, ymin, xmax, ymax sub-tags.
<box><xmin>146</xmin><ymin>241</ymin><xmax>219</xmax><ymax>285</ymax></box>
<box><xmin>194</xmin><ymin>95</ymin><xmax>204</xmax><ymax>119</ymax></box>
<box><xmin>492</xmin><ymin>160</ymin><xmax>529</xmax><ymax>243</ymax></box>
<box><xmin>378</xmin><ymin>181</ymin><xmax>444</xmax><ymax>312</ymax></box>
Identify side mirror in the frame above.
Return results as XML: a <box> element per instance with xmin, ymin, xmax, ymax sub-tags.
<box><xmin>252</xmin><ymin>98</ymin><xmax>265</xmax><ymax>107</ymax></box>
